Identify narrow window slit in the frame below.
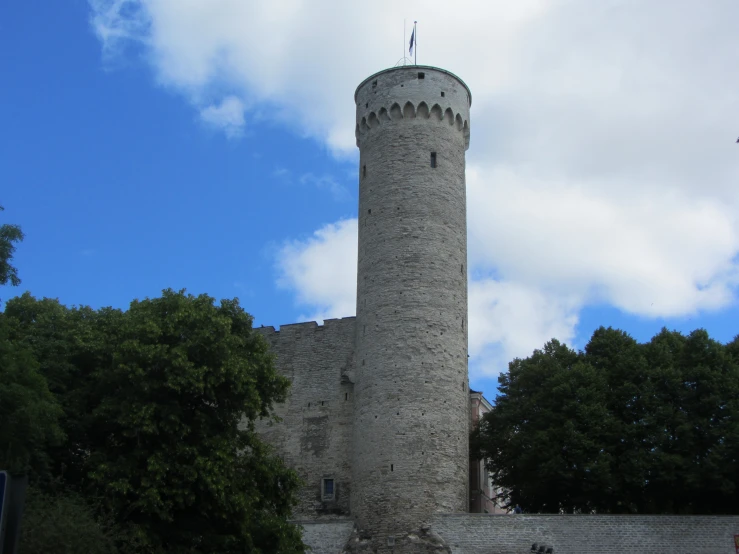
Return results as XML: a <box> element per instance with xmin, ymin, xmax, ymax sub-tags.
<box><xmin>430</xmin><ymin>152</ymin><xmax>437</xmax><ymax>168</ymax></box>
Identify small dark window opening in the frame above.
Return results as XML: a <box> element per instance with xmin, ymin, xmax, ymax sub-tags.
<box><xmin>391</xmin><ymin>464</ymin><xmax>394</xmax><ymax>472</ymax></box>
<box><xmin>322</xmin><ymin>478</ymin><xmax>334</xmax><ymax>499</ymax></box>
<box><xmin>430</xmin><ymin>152</ymin><xmax>437</xmax><ymax>168</ymax></box>
<box><xmin>321</xmin><ymin>401</ymin><xmax>324</xmax><ymax>406</ymax></box>
<box><xmin>418</xmin><ymin>72</ymin><xmax>425</xmax><ymax>79</ymax></box>
<box><xmin>441</xmin><ymin>91</ymin><xmax>445</xmax><ymax>97</ymax></box>
<box><xmin>372</xmin><ymin>80</ymin><xmax>377</xmax><ymax>88</ymax></box>
<box><xmin>365</xmin><ymin>102</ymin><xmax>368</xmax><ymax>108</ymax></box>
<box><xmin>368</xmin><ymin>209</ymin><xmax>371</xmax><ymax>214</ymax></box>
<box><xmin>345</xmin><ymin>392</ymin><xmax>348</xmax><ymax>400</ymax></box>
<box><xmin>362</xmin><ymin>165</ymin><xmax>366</xmax><ymax>178</ymax></box>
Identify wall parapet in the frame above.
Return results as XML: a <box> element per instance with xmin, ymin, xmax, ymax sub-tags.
<box><xmin>355</xmin><ymin>100</ymin><xmax>469</xmax><ymax>149</ymax></box>
<box><xmin>257</xmin><ymin>317</ymin><xmax>356</xmax><ymax>337</ymax></box>
<box><xmin>432</xmin><ymin>513</ymin><xmax>739</xmax><ymax>554</ymax></box>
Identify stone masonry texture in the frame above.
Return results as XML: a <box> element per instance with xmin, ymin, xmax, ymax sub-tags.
<box><xmin>432</xmin><ymin>514</ymin><xmax>739</xmax><ymax>554</ymax></box>
<box><xmin>255</xmin><ymin>318</ymin><xmax>356</xmax><ymax>518</ymax></box>
<box><xmin>295</xmin><ymin>520</ymin><xmax>355</xmax><ymax>554</ymax></box>
<box><xmin>352</xmin><ymin>66</ymin><xmax>472</xmax><ymax>548</ymax></box>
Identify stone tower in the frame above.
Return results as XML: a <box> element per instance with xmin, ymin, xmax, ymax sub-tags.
<box><xmin>352</xmin><ymin>66</ymin><xmax>471</xmax><ymax>548</ymax></box>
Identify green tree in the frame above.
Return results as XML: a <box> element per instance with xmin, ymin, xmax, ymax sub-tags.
<box><xmin>19</xmin><ymin>487</ymin><xmax>123</xmax><ymax>554</ymax></box>
<box><xmin>3</xmin><ymin>293</ymin><xmax>123</xmax><ymax>486</ymax></box>
<box><xmin>474</xmin><ymin>327</ymin><xmax>739</xmax><ymax>514</ymax></box>
<box><xmin>4</xmin><ymin>290</ymin><xmax>305</xmax><ymax>553</ymax></box>
<box><xmin>643</xmin><ymin>328</ymin><xmax>739</xmax><ymax>513</ymax></box>
<box><xmin>0</xmin><ymin>312</ymin><xmax>65</xmax><ymax>477</ymax></box>
<box><xmin>583</xmin><ymin>327</ymin><xmax>653</xmax><ymax>513</ymax></box>
<box><xmin>0</xmin><ymin>204</ymin><xmax>24</xmax><ymax>290</ymax></box>
<box><xmin>472</xmin><ymin>339</ymin><xmax>611</xmax><ymax>513</ymax></box>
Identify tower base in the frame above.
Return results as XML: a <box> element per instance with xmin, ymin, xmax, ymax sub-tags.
<box><xmin>343</xmin><ymin>524</ymin><xmax>452</xmax><ymax>553</ymax></box>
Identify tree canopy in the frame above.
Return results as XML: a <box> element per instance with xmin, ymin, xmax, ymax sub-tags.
<box><xmin>471</xmin><ymin>327</ymin><xmax>739</xmax><ymax>515</ymax></box>
<box><xmin>2</xmin><ymin>290</ymin><xmax>306</xmax><ymax>553</ymax></box>
<box><xmin>0</xmin><ymin>204</ymin><xmax>24</xmax><ymax>289</ymax></box>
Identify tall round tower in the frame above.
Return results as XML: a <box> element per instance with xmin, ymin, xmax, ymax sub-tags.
<box><xmin>352</xmin><ymin>66</ymin><xmax>471</xmax><ymax>547</ymax></box>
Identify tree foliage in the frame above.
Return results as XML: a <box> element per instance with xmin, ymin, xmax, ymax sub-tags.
<box><xmin>19</xmin><ymin>487</ymin><xmax>124</xmax><ymax>554</ymax></box>
<box><xmin>0</xmin><ymin>313</ymin><xmax>64</xmax><ymax>477</ymax></box>
<box><xmin>1</xmin><ymin>289</ymin><xmax>306</xmax><ymax>553</ymax></box>
<box><xmin>472</xmin><ymin>327</ymin><xmax>739</xmax><ymax>515</ymax></box>
<box><xmin>0</xmin><ymin>204</ymin><xmax>24</xmax><ymax>289</ymax></box>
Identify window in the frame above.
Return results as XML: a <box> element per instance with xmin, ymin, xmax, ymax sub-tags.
<box><xmin>363</xmin><ymin>165</ymin><xmax>366</xmax><ymax>178</ymax></box>
<box><xmin>418</xmin><ymin>72</ymin><xmax>425</xmax><ymax>79</ymax></box>
<box><xmin>441</xmin><ymin>91</ymin><xmax>445</xmax><ymax>97</ymax></box>
<box><xmin>322</xmin><ymin>478</ymin><xmax>335</xmax><ymax>500</ymax></box>
<box><xmin>430</xmin><ymin>152</ymin><xmax>437</xmax><ymax>168</ymax></box>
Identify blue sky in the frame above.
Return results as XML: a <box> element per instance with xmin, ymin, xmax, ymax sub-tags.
<box><xmin>2</xmin><ymin>1</ymin><xmax>738</xmax><ymax>402</ymax></box>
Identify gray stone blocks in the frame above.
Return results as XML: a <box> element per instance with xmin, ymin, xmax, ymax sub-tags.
<box><xmin>352</xmin><ymin>66</ymin><xmax>472</xmax><ymax>543</ymax></box>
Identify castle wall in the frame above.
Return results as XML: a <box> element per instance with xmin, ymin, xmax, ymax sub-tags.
<box><xmin>432</xmin><ymin>514</ymin><xmax>739</xmax><ymax>553</ymax></box>
<box><xmin>352</xmin><ymin>66</ymin><xmax>472</xmax><ymax>541</ymax></box>
<box><xmin>294</xmin><ymin>520</ymin><xmax>355</xmax><ymax>554</ymax></box>
<box><xmin>255</xmin><ymin>318</ymin><xmax>356</xmax><ymax>518</ymax></box>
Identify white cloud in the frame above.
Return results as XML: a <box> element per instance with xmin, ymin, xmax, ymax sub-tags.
<box><xmin>275</xmin><ymin>219</ymin><xmax>358</xmax><ymax>323</ymax></box>
<box><xmin>468</xmin><ymin>280</ymin><xmax>580</xmax><ymax>376</ymax></box>
<box><xmin>199</xmin><ymin>95</ymin><xmax>245</xmax><ymax>137</ymax></box>
<box><xmin>467</xmin><ymin>165</ymin><xmax>739</xmax><ymax>319</ymax></box>
<box><xmin>89</xmin><ymin>0</ymin><xmax>739</xmax><ymax>378</ymax></box>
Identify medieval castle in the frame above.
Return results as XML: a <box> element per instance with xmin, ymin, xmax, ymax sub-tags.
<box><xmin>255</xmin><ymin>65</ymin><xmax>739</xmax><ymax>553</ymax></box>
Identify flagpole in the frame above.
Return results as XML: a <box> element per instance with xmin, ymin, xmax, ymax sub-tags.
<box><xmin>404</xmin><ymin>19</ymin><xmax>406</xmax><ymax>66</ymax></box>
<box><xmin>414</xmin><ymin>21</ymin><xmax>417</xmax><ymax>65</ymax></box>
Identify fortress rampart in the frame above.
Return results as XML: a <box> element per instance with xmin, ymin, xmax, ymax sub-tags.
<box><xmin>255</xmin><ymin>317</ymin><xmax>356</xmax><ymax>517</ymax></box>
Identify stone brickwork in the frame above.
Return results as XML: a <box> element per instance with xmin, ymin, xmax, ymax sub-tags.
<box><xmin>295</xmin><ymin>520</ymin><xmax>355</xmax><ymax>554</ymax></box>
<box><xmin>255</xmin><ymin>318</ymin><xmax>356</xmax><ymax>518</ymax></box>
<box><xmin>352</xmin><ymin>66</ymin><xmax>472</xmax><ymax>548</ymax></box>
<box><xmin>433</xmin><ymin>514</ymin><xmax>739</xmax><ymax>553</ymax></box>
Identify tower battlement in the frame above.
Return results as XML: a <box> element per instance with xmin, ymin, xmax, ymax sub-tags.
<box><xmin>355</xmin><ymin>65</ymin><xmax>471</xmax><ymax>150</ymax></box>
<box><xmin>355</xmin><ymin>100</ymin><xmax>470</xmax><ymax>150</ymax></box>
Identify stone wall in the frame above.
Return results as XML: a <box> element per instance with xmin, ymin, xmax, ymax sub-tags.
<box><xmin>352</xmin><ymin>65</ymin><xmax>472</xmax><ymax>545</ymax></box>
<box><xmin>295</xmin><ymin>520</ymin><xmax>355</xmax><ymax>554</ymax></box>
<box><xmin>433</xmin><ymin>513</ymin><xmax>739</xmax><ymax>554</ymax></box>
<box><xmin>255</xmin><ymin>318</ymin><xmax>356</xmax><ymax>518</ymax></box>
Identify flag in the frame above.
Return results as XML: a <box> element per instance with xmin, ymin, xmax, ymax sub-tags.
<box><xmin>409</xmin><ymin>27</ymin><xmax>415</xmax><ymax>56</ymax></box>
